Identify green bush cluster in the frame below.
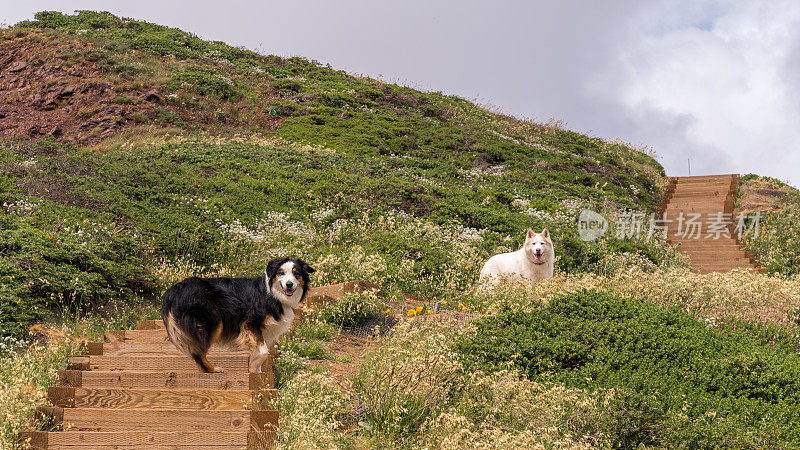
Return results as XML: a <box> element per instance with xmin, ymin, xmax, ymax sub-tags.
<box><xmin>174</xmin><ymin>66</ymin><xmax>244</xmax><ymax>101</ymax></box>
<box><xmin>317</xmin><ymin>293</ymin><xmax>378</xmax><ymax>328</ymax></box>
<box><xmin>455</xmin><ymin>290</ymin><xmax>800</xmax><ymax>447</ymax></box>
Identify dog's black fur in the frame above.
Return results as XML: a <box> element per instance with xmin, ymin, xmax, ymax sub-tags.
<box><xmin>161</xmin><ymin>257</ymin><xmax>314</xmax><ymax>373</ymax></box>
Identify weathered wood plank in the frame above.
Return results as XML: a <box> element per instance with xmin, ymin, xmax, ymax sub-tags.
<box><xmin>67</xmin><ymin>356</ymin><xmax>89</xmax><ymax>371</ymax></box>
<box><xmin>135</xmin><ymin>320</ymin><xmax>164</xmax><ymax>330</ymax></box>
<box><xmin>103</xmin><ymin>342</ymin><xmax>249</xmax><ymax>356</ymax></box>
<box><xmin>26</xmin><ymin>427</ymin><xmax>276</xmax><ymax>448</ymax></box>
<box><xmin>84</xmin><ymin>354</ymin><xmax>250</xmax><ymax>372</ymax></box>
<box><xmin>106</xmin><ymin>329</ymin><xmax>169</xmax><ymax>343</ymax></box>
<box><xmin>59</xmin><ymin>408</ymin><xmax>277</xmax><ymax>432</ymax></box>
<box><xmin>76</xmin><ymin>341</ymin><xmax>104</xmax><ymax>356</ymax></box>
<box><xmin>58</xmin><ymin>370</ymin><xmax>272</xmax><ymax>390</ymax></box>
<box><xmin>17</xmin><ymin>431</ymin><xmax>47</xmax><ymax>449</ymax></box>
<box><xmin>46</xmin><ymin>430</ymin><xmax>249</xmax><ymax>445</ymax></box>
<box><xmin>57</xmin><ymin>370</ymin><xmax>82</xmax><ymax>387</ymax></box>
<box><xmin>25</xmin><ymin>430</ymin><xmax>276</xmax><ymax>448</ymax></box>
<box><xmin>48</xmin><ymin>387</ymin><xmax>277</xmax><ymax>410</ymax></box>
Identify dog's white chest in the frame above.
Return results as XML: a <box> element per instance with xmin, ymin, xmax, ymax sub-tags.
<box><xmin>262</xmin><ymin>308</ymin><xmax>294</xmax><ymax>343</ymax></box>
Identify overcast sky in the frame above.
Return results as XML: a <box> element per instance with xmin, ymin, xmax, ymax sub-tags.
<box><xmin>4</xmin><ymin>1</ymin><xmax>799</xmax><ymax>188</ymax></box>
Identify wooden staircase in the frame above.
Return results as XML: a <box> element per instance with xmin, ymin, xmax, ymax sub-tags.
<box><xmin>23</xmin><ymin>320</ymin><xmax>278</xmax><ymax>449</ymax></box>
<box><xmin>660</xmin><ymin>174</ymin><xmax>761</xmax><ymax>274</ymax></box>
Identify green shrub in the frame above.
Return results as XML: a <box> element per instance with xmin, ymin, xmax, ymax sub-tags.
<box><xmin>131</xmin><ymin>111</ymin><xmax>148</xmax><ymax>124</ymax></box>
<box><xmin>174</xmin><ymin>66</ymin><xmax>243</xmax><ymax>100</ymax></box>
<box><xmin>112</xmin><ymin>95</ymin><xmax>135</xmax><ymax>105</ymax></box>
<box><xmin>317</xmin><ymin>292</ymin><xmax>378</xmax><ymax>328</ymax></box>
<box><xmin>266</xmin><ymin>100</ymin><xmax>302</xmax><ymax>117</ymax></box>
<box><xmin>455</xmin><ymin>290</ymin><xmax>800</xmax><ymax>448</ymax></box>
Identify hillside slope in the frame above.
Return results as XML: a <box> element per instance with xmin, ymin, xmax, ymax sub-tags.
<box><xmin>0</xmin><ymin>11</ymin><xmax>677</xmax><ymax>336</ymax></box>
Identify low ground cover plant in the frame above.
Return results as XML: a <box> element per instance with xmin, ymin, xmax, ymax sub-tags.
<box><xmin>456</xmin><ymin>290</ymin><xmax>800</xmax><ymax>448</ymax></box>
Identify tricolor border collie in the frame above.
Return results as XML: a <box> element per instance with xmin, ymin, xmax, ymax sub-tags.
<box><xmin>161</xmin><ymin>257</ymin><xmax>315</xmax><ymax>373</ymax></box>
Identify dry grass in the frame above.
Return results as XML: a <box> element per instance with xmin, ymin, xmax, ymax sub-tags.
<box><xmin>0</xmin><ymin>341</ymin><xmax>76</xmax><ymax>450</ymax></box>
<box><xmin>468</xmin><ymin>268</ymin><xmax>800</xmax><ymax>332</ymax></box>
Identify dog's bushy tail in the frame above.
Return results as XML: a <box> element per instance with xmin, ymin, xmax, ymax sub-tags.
<box><xmin>161</xmin><ymin>287</ymin><xmax>220</xmax><ymax>366</ymax></box>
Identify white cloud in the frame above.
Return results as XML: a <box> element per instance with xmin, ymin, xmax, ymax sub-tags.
<box><xmin>605</xmin><ymin>0</ymin><xmax>800</xmax><ymax>187</ymax></box>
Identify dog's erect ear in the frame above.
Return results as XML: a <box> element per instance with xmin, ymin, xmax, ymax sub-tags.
<box><xmin>526</xmin><ymin>228</ymin><xmax>535</xmax><ymax>240</ymax></box>
<box><xmin>266</xmin><ymin>258</ymin><xmax>284</xmax><ymax>279</ymax></box>
<box><xmin>541</xmin><ymin>228</ymin><xmax>550</xmax><ymax>240</ymax></box>
<box><xmin>297</xmin><ymin>258</ymin><xmax>316</xmax><ymax>274</ymax></box>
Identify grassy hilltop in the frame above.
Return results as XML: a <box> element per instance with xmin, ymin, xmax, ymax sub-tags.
<box><xmin>2</xmin><ymin>11</ymin><xmax>800</xmax><ymax>450</ymax></box>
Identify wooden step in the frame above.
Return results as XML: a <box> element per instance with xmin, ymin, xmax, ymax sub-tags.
<box><xmin>48</xmin><ymin>387</ymin><xmax>276</xmax><ymax>410</ymax></box>
<box><xmin>22</xmin><ymin>430</ymin><xmax>275</xmax><ymax>449</ymax></box>
<box><xmin>662</xmin><ymin>204</ymin><xmax>732</xmax><ymax>212</ymax></box>
<box><xmin>671</xmin><ymin>181</ymin><xmax>732</xmax><ymax>188</ymax></box>
<box><xmin>52</xmin><ymin>408</ymin><xmax>277</xmax><ymax>432</ymax></box>
<box><xmin>103</xmin><ymin>341</ymin><xmax>250</xmax><ymax>356</ymax></box>
<box><xmin>685</xmin><ymin>257</ymin><xmax>752</xmax><ymax>263</ymax></box>
<box><xmin>105</xmin><ymin>330</ymin><xmax>169</xmax><ymax>343</ymax></box>
<box><xmin>668</xmin><ymin>189</ymin><xmax>729</xmax><ymax>197</ymax></box>
<box><xmin>69</xmin><ymin>354</ymin><xmax>251</xmax><ymax>372</ymax></box>
<box><xmin>669</xmin><ymin>241</ymin><xmax>744</xmax><ymax>247</ymax></box>
<box><xmin>672</xmin><ymin>174</ymin><xmax>737</xmax><ymax>182</ymax></box>
<box><xmin>135</xmin><ymin>320</ymin><xmax>166</xmax><ymax>330</ymax></box>
<box><xmin>57</xmin><ymin>370</ymin><xmax>271</xmax><ymax>390</ymax></box>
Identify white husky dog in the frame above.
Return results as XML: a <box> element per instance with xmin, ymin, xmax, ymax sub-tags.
<box><xmin>479</xmin><ymin>228</ymin><xmax>554</xmax><ymax>286</ymax></box>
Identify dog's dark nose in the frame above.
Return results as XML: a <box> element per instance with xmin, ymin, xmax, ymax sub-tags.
<box><xmin>286</xmin><ymin>281</ymin><xmax>295</xmax><ymax>288</ymax></box>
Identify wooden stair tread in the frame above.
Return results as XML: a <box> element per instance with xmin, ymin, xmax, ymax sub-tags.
<box><xmin>22</xmin><ymin>430</ymin><xmax>276</xmax><ymax>448</ymax></box>
<box><xmin>48</xmin><ymin>387</ymin><xmax>276</xmax><ymax>410</ymax></box>
<box><xmin>57</xmin><ymin>370</ymin><xmax>271</xmax><ymax>390</ymax></box>
<box><xmin>70</xmin><ymin>354</ymin><xmax>252</xmax><ymax>372</ymax></box>
<box><xmin>57</xmin><ymin>408</ymin><xmax>277</xmax><ymax>432</ymax></box>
